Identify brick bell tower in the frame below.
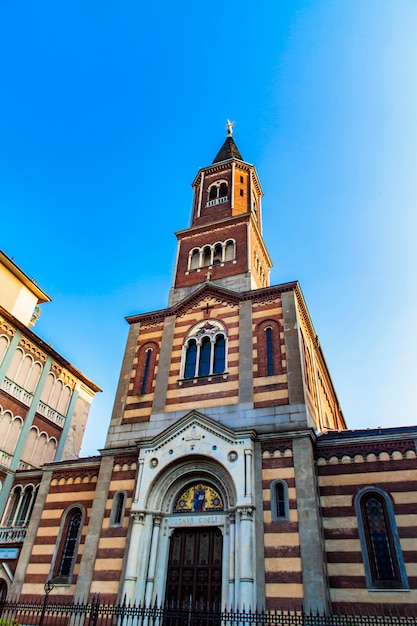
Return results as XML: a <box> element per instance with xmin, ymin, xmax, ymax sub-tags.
<box><xmin>168</xmin><ymin>123</ymin><xmax>272</xmax><ymax>306</ymax></box>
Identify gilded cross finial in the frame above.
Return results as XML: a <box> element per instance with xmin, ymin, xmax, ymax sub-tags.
<box><xmin>226</xmin><ymin>119</ymin><xmax>235</xmax><ymax>136</ymax></box>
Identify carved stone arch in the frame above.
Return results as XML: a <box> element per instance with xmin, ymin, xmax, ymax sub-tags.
<box><xmin>0</xmin><ymin>334</ymin><xmax>10</xmax><ymax>365</ymax></box>
<box><xmin>6</xmin><ymin>346</ymin><xmax>24</xmax><ymax>381</ymax></box>
<box><xmin>40</xmin><ymin>371</ymin><xmax>56</xmax><ymax>405</ymax></box>
<box><xmin>144</xmin><ymin>455</ymin><xmax>237</xmax><ymax>513</ymax></box>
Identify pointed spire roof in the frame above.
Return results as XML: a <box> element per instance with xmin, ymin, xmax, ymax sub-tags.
<box><xmin>212</xmin><ymin>136</ymin><xmax>243</xmax><ymax>163</ymax></box>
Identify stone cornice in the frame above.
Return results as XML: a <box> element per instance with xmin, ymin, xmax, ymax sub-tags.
<box><xmin>174</xmin><ymin>212</ymin><xmax>251</xmax><ymax>239</ymax></box>
<box><xmin>191</xmin><ymin>159</ymin><xmax>263</xmax><ymax>195</ymax></box>
<box><xmin>126</xmin><ymin>282</ymin><xmax>299</xmax><ymax>326</ymax></box>
<box><xmin>293</xmin><ymin>285</ymin><xmax>346</xmax><ymax>428</ymax></box>
<box><xmin>0</xmin><ymin>307</ymin><xmax>101</xmax><ymax>393</ymax></box>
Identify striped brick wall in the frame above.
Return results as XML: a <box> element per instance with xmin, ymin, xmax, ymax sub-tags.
<box><xmin>261</xmin><ymin>440</ymin><xmax>303</xmax><ymax>610</ymax></box>
<box><xmin>164</xmin><ymin>298</ymin><xmax>240</xmax><ymax>413</ymax></box>
<box><xmin>124</xmin><ymin>322</ymin><xmax>163</xmax><ymax>423</ymax></box>
<box><xmin>297</xmin><ymin>300</ymin><xmax>344</xmax><ymax>431</ymax></box>
<box><xmin>317</xmin><ymin>440</ymin><xmax>417</xmax><ymax>611</ymax></box>
<box><xmin>90</xmin><ymin>454</ymin><xmax>137</xmax><ymax>601</ymax></box>
<box><xmin>252</xmin><ymin>297</ymin><xmax>288</xmax><ymax>409</ymax></box>
<box><xmin>20</xmin><ymin>464</ymin><xmax>100</xmax><ymax>600</ymax></box>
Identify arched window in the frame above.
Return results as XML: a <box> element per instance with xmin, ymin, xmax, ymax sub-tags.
<box><xmin>355</xmin><ymin>487</ymin><xmax>408</xmax><ymax>589</ymax></box>
<box><xmin>141</xmin><ymin>349</ymin><xmax>152</xmax><ymax>394</ymax></box>
<box><xmin>133</xmin><ymin>343</ymin><xmax>158</xmax><ymax>396</ymax></box>
<box><xmin>190</xmin><ymin>249</ymin><xmax>200</xmax><ymax>270</ymax></box>
<box><xmin>224</xmin><ymin>240</ymin><xmax>235</xmax><ymax>262</ymax></box>
<box><xmin>182</xmin><ymin>321</ymin><xmax>227</xmax><ymax>379</ymax></box>
<box><xmin>6</xmin><ymin>348</ymin><xmax>24</xmax><ymax>382</ymax></box>
<box><xmin>110</xmin><ymin>491</ymin><xmax>126</xmax><ymax>526</ymax></box>
<box><xmin>219</xmin><ymin>182</ymin><xmax>228</xmax><ymax>198</ymax></box>
<box><xmin>15</xmin><ymin>486</ymin><xmax>34</xmax><ymax>526</ymax></box>
<box><xmin>202</xmin><ymin>246</ymin><xmax>211</xmax><ymax>267</ymax></box>
<box><xmin>0</xmin><ymin>335</ymin><xmax>10</xmax><ymax>366</ymax></box>
<box><xmin>198</xmin><ymin>337</ymin><xmax>211</xmax><ymax>377</ymax></box>
<box><xmin>184</xmin><ymin>340</ymin><xmax>197</xmax><ymax>379</ymax></box>
<box><xmin>266</xmin><ymin>327</ymin><xmax>274</xmax><ymax>376</ymax></box>
<box><xmin>52</xmin><ymin>506</ymin><xmax>84</xmax><ymax>584</ymax></box>
<box><xmin>270</xmin><ymin>480</ymin><xmax>289</xmax><ymax>521</ymax></box>
<box><xmin>213</xmin><ymin>243</ymin><xmax>222</xmax><ymax>265</ymax></box>
<box><xmin>213</xmin><ymin>335</ymin><xmax>225</xmax><ymax>374</ymax></box>
<box><xmin>5</xmin><ymin>487</ymin><xmax>21</xmax><ymax>527</ymax></box>
<box><xmin>256</xmin><ymin>320</ymin><xmax>282</xmax><ymax>377</ymax></box>
<box><xmin>206</xmin><ymin>181</ymin><xmax>228</xmax><ymax>206</ymax></box>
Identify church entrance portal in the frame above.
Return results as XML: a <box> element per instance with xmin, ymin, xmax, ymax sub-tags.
<box><xmin>165</xmin><ymin>527</ymin><xmax>222</xmax><ymax>608</ymax></box>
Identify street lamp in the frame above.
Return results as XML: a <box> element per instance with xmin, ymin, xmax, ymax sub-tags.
<box><xmin>39</xmin><ymin>579</ymin><xmax>54</xmax><ymax>626</ymax></box>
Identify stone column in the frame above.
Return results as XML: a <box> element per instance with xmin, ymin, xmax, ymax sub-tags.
<box><xmin>238</xmin><ymin>507</ymin><xmax>254</xmax><ymax>609</ymax></box>
<box><xmin>228</xmin><ymin>515</ymin><xmax>236</xmax><ymax>607</ymax></box>
<box><xmin>238</xmin><ymin>301</ymin><xmax>253</xmax><ymax>404</ymax></box>
<box><xmin>293</xmin><ymin>435</ymin><xmax>330</xmax><ymax>613</ymax></box>
<box><xmin>75</xmin><ymin>455</ymin><xmax>114</xmax><ymax>601</ymax></box>
<box><xmin>123</xmin><ymin>512</ymin><xmax>145</xmax><ymax>602</ymax></box>
<box><xmin>144</xmin><ymin>515</ymin><xmax>162</xmax><ymax>604</ymax></box>
<box><xmin>152</xmin><ymin>316</ymin><xmax>176</xmax><ymax>414</ymax></box>
<box><xmin>281</xmin><ymin>291</ymin><xmax>305</xmax><ymax>405</ymax></box>
<box><xmin>244</xmin><ymin>449</ymin><xmax>252</xmax><ymax>498</ymax></box>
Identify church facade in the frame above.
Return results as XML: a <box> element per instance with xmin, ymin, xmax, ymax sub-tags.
<box><xmin>3</xmin><ymin>133</ymin><xmax>417</xmax><ymax>614</ymax></box>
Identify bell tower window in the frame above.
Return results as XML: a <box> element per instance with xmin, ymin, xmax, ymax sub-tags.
<box><xmin>206</xmin><ymin>181</ymin><xmax>228</xmax><ymax>207</ymax></box>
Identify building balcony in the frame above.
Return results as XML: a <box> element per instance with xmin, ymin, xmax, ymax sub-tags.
<box><xmin>36</xmin><ymin>401</ymin><xmax>65</xmax><ymax>427</ymax></box>
<box><xmin>0</xmin><ymin>450</ymin><xmax>13</xmax><ymax>469</ymax></box>
<box><xmin>1</xmin><ymin>378</ymin><xmax>32</xmax><ymax>408</ymax></box>
<box><xmin>1</xmin><ymin>377</ymin><xmax>66</xmax><ymax>428</ymax></box>
<box><xmin>0</xmin><ymin>526</ymin><xmax>27</xmax><ymax>544</ymax></box>
<box><xmin>206</xmin><ymin>196</ymin><xmax>228</xmax><ymax>207</ymax></box>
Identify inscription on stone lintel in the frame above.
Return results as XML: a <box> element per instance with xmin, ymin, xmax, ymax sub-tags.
<box><xmin>170</xmin><ymin>515</ymin><xmax>221</xmax><ymax>527</ymax></box>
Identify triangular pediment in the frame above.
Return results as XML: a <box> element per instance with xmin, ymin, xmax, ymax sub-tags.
<box><xmin>171</xmin><ymin>283</ymin><xmax>241</xmax><ymax>317</ymax></box>
<box><xmin>139</xmin><ymin>410</ymin><xmax>255</xmax><ymax>456</ymax></box>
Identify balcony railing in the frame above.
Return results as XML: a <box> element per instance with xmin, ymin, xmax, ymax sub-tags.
<box><xmin>36</xmin><ymin>401</ymin><xmax>65</xmax><ymax>427</ymax></box>
<box><xmin>206</xmin><ymin>196</ymin><xmax>228</xmax><ymax>207</ymax></box>
<box><xmin>2</xmin><ymin>377</ymin><xmax>66</xmax><ymax>428</ymax></box>
<box><xmin>0</xmin><ymin>526</ymin><xmax>27</xmax><ymax>544</ymax></box>
<box><xmin>0</xmin><ymin>450</ymin><xmax>13</xmax><ymax>469</ymax></box>
<box><xmin>1</xmin><ymin>379</ymin><xmax>32</xmax><ymax>407</ymax></box>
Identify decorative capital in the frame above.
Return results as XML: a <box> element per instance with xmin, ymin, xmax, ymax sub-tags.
<box><xmin>131</xmin><ymin>512</ymin><xmax>145</xmax><ymax>524</ymax></box>
<box><xmin>238</xmin><ymin>507</ymin><xmax>254</xmax><ymax>521</ymax></box>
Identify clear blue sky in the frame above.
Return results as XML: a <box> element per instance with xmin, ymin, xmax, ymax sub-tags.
<box><xmin>1</xmin><ymin>1</ymin><xmax>416</xmax><ymax>455</ymax></box>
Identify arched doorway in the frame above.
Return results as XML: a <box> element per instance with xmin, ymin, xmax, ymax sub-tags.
<box><xmin>165</xmin><ymin>527</ymin><xmax>222</xmax><ymax>608</ymax></box>
<box><xmin>164</xmin><ymin>481</ymin><xmax>224</xmax><ymax>607</ymax></box>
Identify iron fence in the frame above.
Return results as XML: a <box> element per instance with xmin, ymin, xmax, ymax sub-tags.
<box><xmin>0</xmin><ymin>597</ymin><xmax>416</xmax><ymax>626</ymax></box>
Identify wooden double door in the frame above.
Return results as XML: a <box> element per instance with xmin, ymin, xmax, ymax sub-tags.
<box><xmin>165</xmin><ymin>527</ymin><xmax>223</xmax><ymax>609</ymax></box>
